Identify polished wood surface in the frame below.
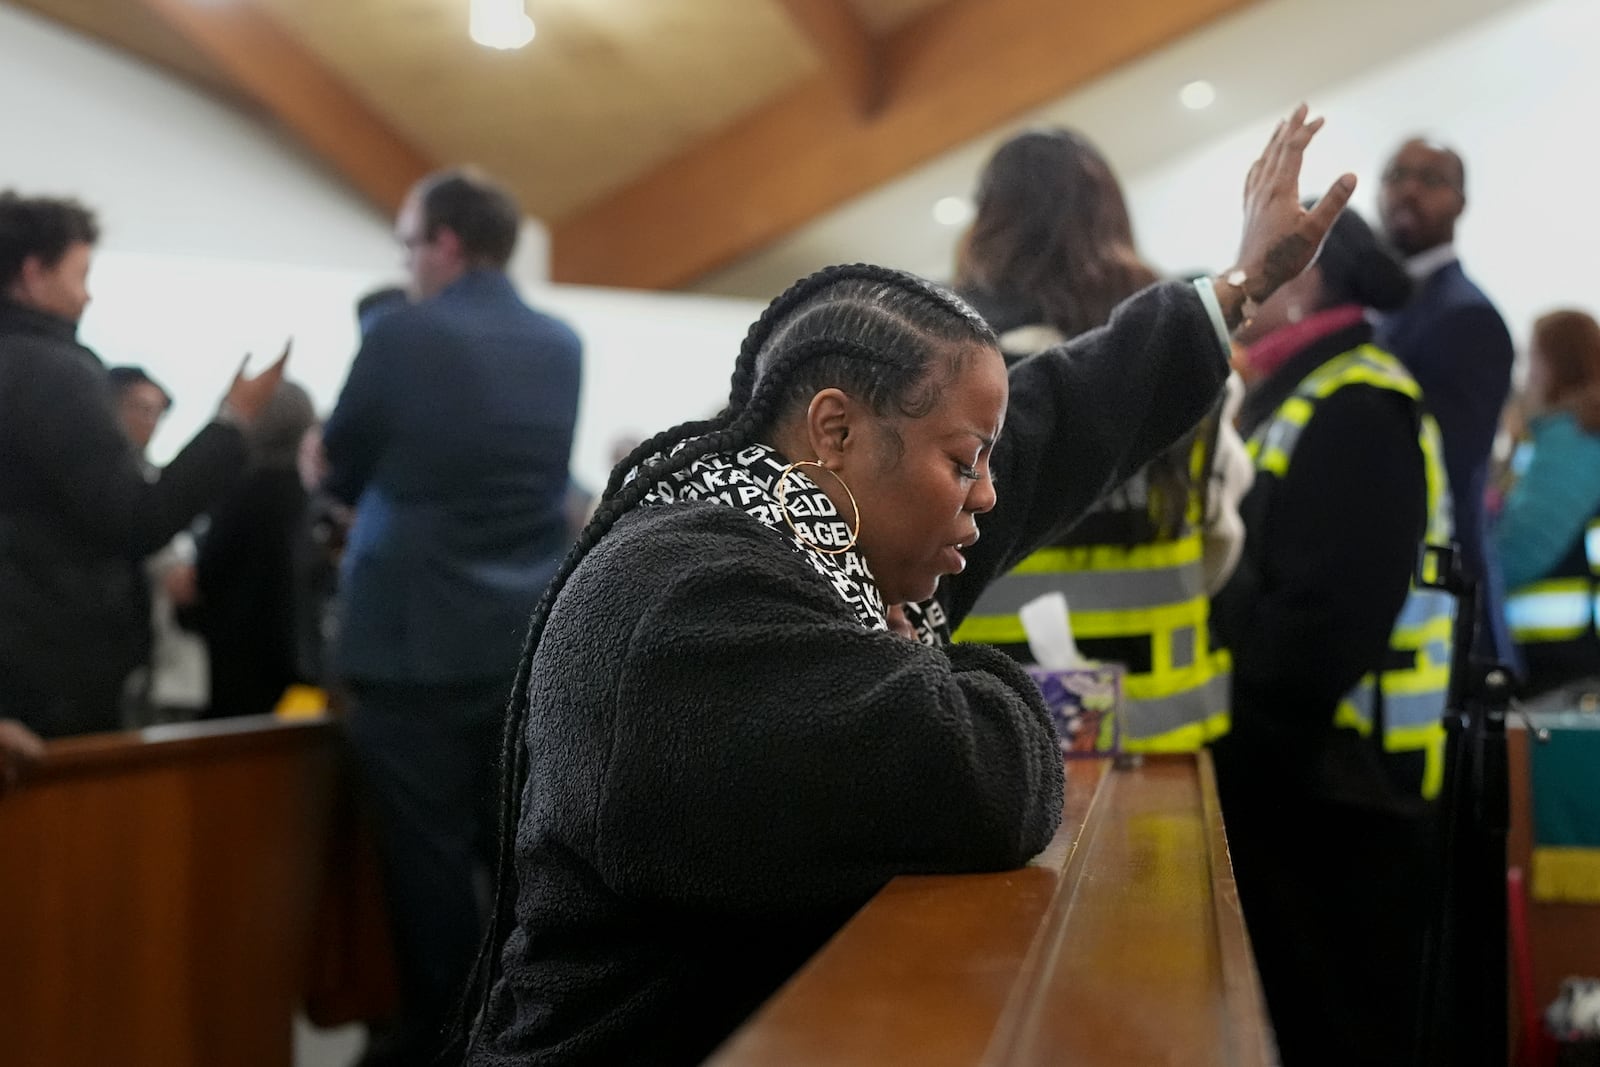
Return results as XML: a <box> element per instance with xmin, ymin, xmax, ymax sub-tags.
<box><xmin>1507</xmin><ymin>722</ymin><xmax>1600</xmax><ymax>1051</ymax></box>
<box><xmin>19</xmin><ymin>0</ymin><xmax>945</xmax><ymax>226</ymax></box>
<box><xmin>710</xmin><ymin>752</ymin><xmax>1274</xmax><ymax>1066</ymax></box>
<box><xmin>774</xmin><ymin>0</ymin><xmax>885</xmax><ymax>117</ymax></box>
<box><xmin>0</xmin><ymin>716</ymin><xmax>340</xmax><ymax>1067</ymax></box>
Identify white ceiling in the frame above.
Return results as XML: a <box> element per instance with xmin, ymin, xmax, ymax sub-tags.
<box><xmin>690</xmin><ymin>0</ymin><xmax>1542</xmax><ymax>299</ymax></box>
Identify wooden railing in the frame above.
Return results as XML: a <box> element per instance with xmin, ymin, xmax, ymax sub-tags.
<box><xmin>0</xmin><ymin>716</ymin><xmax>341</xmax><ymax>1067</ymax></box>
<box><xmin>709</xmin><ymin>751</ymin><xmax>1275</xmax><ymax>1066</ymax></box>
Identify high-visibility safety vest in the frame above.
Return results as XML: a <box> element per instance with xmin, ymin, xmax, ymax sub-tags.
<box><xmin>1505</xmin><ymin>512</ymin><xmax>1600</xmax><ymax>694</ymax></box>
<box><xmin>953</xmin><ymin>428</ymin><xmax>1231</xmax><ymax>754</ymax></box>
<box><xmin>1247</xmin><ymin>344</ymin><xmax>1455</xmax><ymax>800</ymax></box>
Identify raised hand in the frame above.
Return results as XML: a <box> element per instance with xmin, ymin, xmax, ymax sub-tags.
<box><xmin>1232</xmin><ymin>104</ymin><xmax>1357</xmax><ymax>306</ymax></box>
<box><xmin>222</xmin><ymin>339</ymin><xmax>292</xmax><ymax>428</ymax></box>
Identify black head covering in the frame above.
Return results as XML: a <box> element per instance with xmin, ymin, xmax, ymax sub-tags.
<box><xmin>106</xmin><ymin>365</ymin><xmax>172</xmax><ymax>408</ymax></box>
<box><xmin>1308</xmin><ymin>202</ymin><xmax>1413</xmax><ymax>312</ymax></box>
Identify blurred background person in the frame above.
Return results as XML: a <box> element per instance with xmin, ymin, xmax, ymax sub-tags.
<box><xmin>170</xmin><ymin>380</ymin><xmax>318</xmax><ymax>719</ymax></box>
<box><xmin>1213</xmin><ymin>206</ymin><xmax>1446</xmax><ymax>1066</ymax></box>
<box><xmin>107</xmin><ymin>364</ymin><xmax>171</xmax><ymax>470</ymax></box>
<box><xmin>1496</xmin><ymin>309</ymin><xmax>1600</xmax><ymax>708</ymax></box>
<box><xmin>949</xmin><ymin>127</ymin><xmax>1247</xmax><ymax>755</ymax></box>
<box><xmin>356</xmin><ymin>284</ymin><xmax>409</xmax><ymax>336</ymax></box>
<box><xmin>1376</xmin><ymin>137</ymin><xmax>1516</xmax><ymax>667</ymax></box>
<box><xmin>323</xmin><ymin>168</ymin><xmax>582</xmax><ymax>1066</ymax></box>
<box><xmin>108</xmin><ymin>364</ymin><xmax>210</xmax><ymax>725</ymax></box>
<box><xmin>0</xmin><ymin>190</ymin><xmax>285</xmax><ymax>737</ymax></box>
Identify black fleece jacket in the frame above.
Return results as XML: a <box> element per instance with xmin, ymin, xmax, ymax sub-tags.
<box><xmin>1211</xmin><ymin>321</ymin><xmax>1430</xmax><ymax>807</ymax></box>
<box><xmin>0</xmin><ymin>300</ymin><xmax>246</xmax><ymax>732</ymax></box>
<box><xmin>468</xmin><ymin>281</ymin><xmax>1227</xmax><ymax>1066</ymax></box>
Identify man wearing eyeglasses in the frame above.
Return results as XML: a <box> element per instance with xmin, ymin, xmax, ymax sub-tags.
<box><xmin>1376</xmin><ymin>137</ymin><xmax>1516</xmax><ymax>665</ymax></box>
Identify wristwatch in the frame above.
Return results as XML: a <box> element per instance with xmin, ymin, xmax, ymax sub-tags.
<box><xmin>1217</xmin><ymin>268</ymin><xmax>1263</xmax><ymax>332</ymax></box>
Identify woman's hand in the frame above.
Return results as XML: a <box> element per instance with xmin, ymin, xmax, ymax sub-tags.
<box><xmin>221</xmin><ymin>340</ymin><xmax>292</xmax><ymax>427</ymax></box>
<box><xmin>1226</xmin><ymin>104</ymin><xmax>1357</xmax><ymax>317</ymax></box>
<box><xmin>0</xmin><ymin>719</ymin><xmax>44</xmax><ymax>797</ymax></box>
<box><xmin>164</xmin><ymin>562</ymin><xmax>200</xmax><ymax>609</ymax></box>
<box><xmin>885</xmin><ymin>604</ymin><xmax>918</xmax><ymax>640</ymax></box>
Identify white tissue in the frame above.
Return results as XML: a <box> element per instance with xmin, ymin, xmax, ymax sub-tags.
<box><xmin>1019</xmin><ymin>592</ymin><xmax>1088</xmax><ymax>671</ymax></box>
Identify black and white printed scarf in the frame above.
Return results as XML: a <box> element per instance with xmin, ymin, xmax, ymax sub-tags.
<box><xmin>629</xmin><ymin>441</ymin><xmax>949</xmax><ymax>645</ymax></box>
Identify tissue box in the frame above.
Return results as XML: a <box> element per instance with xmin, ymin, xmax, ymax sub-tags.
<box><xmin>1025</xmin><ymin>664</ymin><xmax>1122</xmax><ymax>759</ymax></box>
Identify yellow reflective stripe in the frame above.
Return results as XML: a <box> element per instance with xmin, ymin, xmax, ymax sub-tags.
<box><xmin>1119</xmin><ymin>709</ymin><xmax>1232</xmax><ymax>754</ymax></box>
<box><xmin>1008</xmin><ymin>536</ymin><xmax>1202</xmax><ymax>575</ymax></box>
<box><xmin>1184</xmin><ymin>433</ymin><xmax>1211</xmax><ymax>525</ymax></box>
<box><xmin>1381</xmin><ymin>665</ymin><xmax>1452</xmax><ymax>697</ymax></box>
<box><xmin>1393</xmin><ymin>614</ymin><xmax>1454</xmax><ymax>643</ymax></box>
<box><xmin>960</xmin><ymin>596</ymin><xmax>1214</xmax><ymax>643</ymax></box>
<box><xmin>1257</xmin><ymin>445</ymin><xmax>1289</xmax><ymax>477</ymax></box>
<box><xmin>1303</xmin><ymin>347</ymin><xmax>1422</xmax><ymax>402</ymax></box>
<box><xmin>1418</xmin><ymin>415</ymin><xmax>1452</xmax><ymax>542</ymax></box>
<box><xmin>1588</xmin><ymin>521</ymin><xmax>1600</xmax><ymax>576</ymax></box>
<box><xmin>955</xmin><ymin>600</ymin><xmax>1218</xmax><ymax>687</ymax></box>
<box><xmin>1507</xmin><ymin>579</ymin><xmax>1594</xmax><ymax>641</ymax></box>
<box><xmin>1125</xmin><ymin>665</ymin><xmax>1216</xmax><ymax>700</ymax></box>
<box><xmin>1279</xmin><ymin>395</ymin><xmax>1316</xmax><ymax>427</ymax></box>
<box><xmin>951</xmin><ymin>614</ymin><xmax>1027</xmax><ymax>644</ymax></box>
<box><xmin>1332</xmin><ymin>705</ymin><xmax>1446</xmax><ymax>799</ymax></box>
<box><xmin>1416</xmin><ymin>722</ymin><xmax>1446</xmax><ymax>800</ymax></box>
<box><xmin>1069</xmin><ymin>598</ymin><xmax>1211</xmax><ymax>630</ymax></box>
<box><xmin>1313</xmin><ymin>365</ymin><xmax>1422</xmax><ymax>400</ymax></box>
<box><xmin>1387</xmin><ymin>720</ymin><xmax>1444</xmax><ymax>751</ymax></box>
<box><xmin>1334</xmin><ymin>697</ymin><xmax>1373</xmax><ymax>736</ymax></box>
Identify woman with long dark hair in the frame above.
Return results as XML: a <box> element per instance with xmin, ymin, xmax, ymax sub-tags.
<box><xmin>461</xmin><ymin>108</ymin><xmax>1350</xmax><ymax>1066</ymax></box>
<box><xmin>1496</xmin><ymin>309</ymin><xmax>1600</xmax><ymax>704</ymax></box>
<box><xmin>951</xmin><ymin>127</ymin><xmax>1250</xmax><ymax>755</ymax></box>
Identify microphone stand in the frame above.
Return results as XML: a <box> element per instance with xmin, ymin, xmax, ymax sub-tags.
<box><xmin>1417</xmin><ymin>543</ymin><xmax>1511</xmax><ymax>1066</ymax></box>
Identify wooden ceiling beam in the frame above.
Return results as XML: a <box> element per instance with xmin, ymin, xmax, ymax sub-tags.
<box><xmin>131</xmin><ymin>0</ymin><xmax>435</xmax><ymax>214</ymax></box>
<box><xmin>552</xmin><ymin>0</ymin><xmax>1259</xmax><ymax>290</ymax></box>
<box><xmin>773</xmin><ymin>0</ymin><xmax>884</xmax><ymax>118</ymax></box>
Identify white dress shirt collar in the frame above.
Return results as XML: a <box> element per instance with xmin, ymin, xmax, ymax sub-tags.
<box><xmin>1405</xmin><ymin>242</ymin><xmax>1458</xmax><ymax>284</ymax></box>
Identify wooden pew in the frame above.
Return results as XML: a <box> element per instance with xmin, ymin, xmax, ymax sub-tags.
<box><xmin>710</xmin><ymin>752</ymin><xmax>1274</xmax><ymax>1066</ymax></box>
<box><xmin>0</xmin><ymin>716</ymin><xmax>340</xmax><ymax>1067</ymax></box>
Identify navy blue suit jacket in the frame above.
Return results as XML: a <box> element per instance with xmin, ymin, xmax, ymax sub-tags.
<box><xmin>1375</xmin><ymin>260</ymin><xmax>1513</xmax><ymax>578</ymax></box>
<box><xmin>323</xmin><ymin>270</ymin><xmax>582</xmax><ymax>684</ymax></box>
<box><xmin>1376</xmin><ymin>259</ymin><xmax>1514</xmax><ymax>661</ymax></box>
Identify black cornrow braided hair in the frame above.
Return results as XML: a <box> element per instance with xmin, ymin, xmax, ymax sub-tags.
<box><xmin>454</xmin><ymin>263</ymin><xmax>996</xmax><ymax>1058</ymax></box>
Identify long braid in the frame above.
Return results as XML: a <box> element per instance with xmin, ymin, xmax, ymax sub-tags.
<box><xmin>458</xmin><ymin>262</ymin><xmax>994</xmax><ymax>1058</ymax></box>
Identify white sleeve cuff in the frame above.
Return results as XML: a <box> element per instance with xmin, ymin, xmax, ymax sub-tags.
<box><xmin>1191</xmin><ymin>277</ymin><xmax>1233</xmax><ymax>358</ymax></box>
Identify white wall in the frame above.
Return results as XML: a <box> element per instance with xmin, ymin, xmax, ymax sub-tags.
<box><xmin>696</xmin><ymin>0</ymin><xmax>1592</xmax><ymax>365</ymax></box>
<box><xmin>0</xmin><ymin>2</ymin><xmax>760</xmax><ymax>492</ymax></box>
<box><xmin>77</xmin><ymin>251</ymin><xmax>755</xmax><ymax>493</ymax></box>
<box><xmin>1125</xmin><ymin>0</ymin><xmax>1600</xmax><ymax>353</ymax></box>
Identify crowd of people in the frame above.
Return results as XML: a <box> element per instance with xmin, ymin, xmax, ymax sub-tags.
<box><xmin>2</xmin><ymin>103</ymin><xmax>1599</xmax><ymax>1067</ymax></box>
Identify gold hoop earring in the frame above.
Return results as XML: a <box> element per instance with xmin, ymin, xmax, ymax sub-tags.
<box><xmin>775</xmin><ymin>460</ymin><xmax>861</xmax><ymax>555</ymax></box>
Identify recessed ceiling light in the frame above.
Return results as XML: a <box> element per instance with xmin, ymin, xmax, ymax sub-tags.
<box><xmin>1179</xmin><ymin>80</ymin><xmax>1216</xmax><ymax>110</ymax></box>
<box><xmin>932</xmin><ymin>196</ymin><xmax>974</xmax><ymax>227</ymax></box>
<box><xmin>471</xmin><ymin>0</ymin><xmax>536</xmax><ymax>50</ymax></box>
